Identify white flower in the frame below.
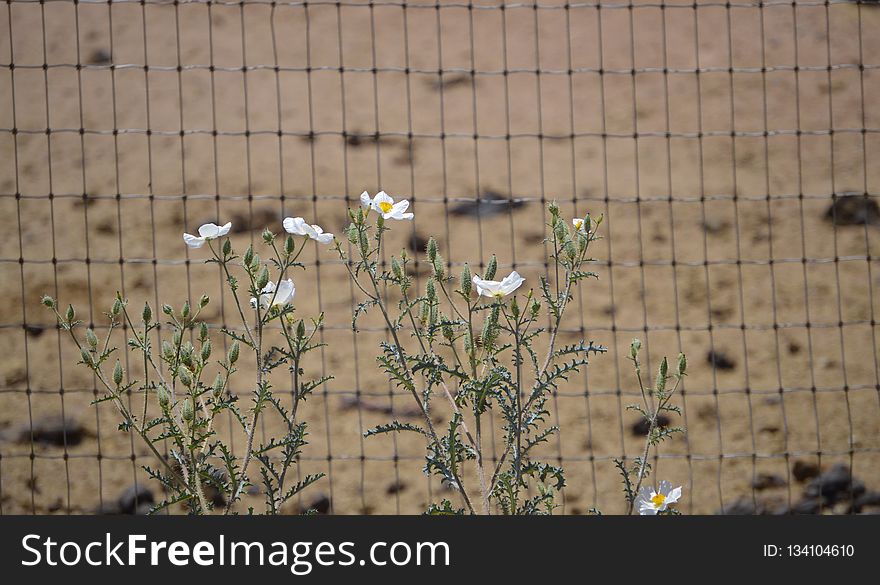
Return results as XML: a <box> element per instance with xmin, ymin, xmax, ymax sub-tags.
<box><xmin>282</xmin><ymin>217</ymin><xmax>334</xmax><ymax>244</ymax></box>
<box><xmin>471</xmin><ymin>271</ymin><xmax>525</xmax><ymax>298</ymax></box>
<box><xmin>635</xmin><ymin>480</ymin><xmax>682</xmax><ymax>515</ymax></box>
<box><xmin>183</xmin><ymin>222</ymin><xmax>232</xmax><ymax>248</ymax></box>
<box><xmin>250</xmin><ymin>278</ymin><xmax>295</xmax><ymax>310</ymax></box>
<box><xmin>572</xmin><ymin>216</ymin><xmax>589</xmax><ymax>232</ymax></box>
<box><xmin>360</xmin><ymin>190</ymin><xmax>414</xmax><ymax>220</ymax></box>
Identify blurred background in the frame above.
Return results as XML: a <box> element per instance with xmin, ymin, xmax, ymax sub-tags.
<box><xmin>0</xmin><ymin>0</ymin><xmax>878</xmax><ymax>515</ymax></box>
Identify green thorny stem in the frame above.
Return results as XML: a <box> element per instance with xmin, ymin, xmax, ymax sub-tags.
<box><xmin>626</xmin><ymin>346</ymin><xmax>686</xmax><ymax>515</ymax></box>
<box><xmin>209</xmin><ymin>235</ymin><xmax>308</xmax><ymax>514</ymax></box>
<box><xmin>341</xmin><ymin>205</ymin><xmax>601</xmax><ymax>514</ymax></box>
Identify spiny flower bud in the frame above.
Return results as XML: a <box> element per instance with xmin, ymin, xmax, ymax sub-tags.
<box><xmin>484</xmin><ymin>255</ymin><xmax>497</xmax><ymax>281</ymax></box>
<box><xmin>162</xmin><ymin>340</ymin><xmax>174</xmax><ymax>360</ymax></box>
<box><xmin>391</xmin><ymin>257</ymin><xmax>403</xmax><ymax>281</ymax></box>
<box><xmin>442</xmin><ymin>320</ymin><xmax>454</xmax><ymax>341</ymax></box>
<box><xmin>419</xmin><ymin>298</ymin><xmax>431</xmax><ymax>326</ymax></box>
<box><xmin>180</xmin><ymin>344</ymin><xmax>194</xmax><ymax>368</ymax></box>
<box><xmin>65</xmin><ymin>304</ymin><xmax>76</xmax><ymax>323</ymax></box>
<box><xmin>250</xmin><ymin>254</ymin><xmax>261</xmax><ymax>272</ymax></box>
<box><xmin>554</xmin><ymin>219</ymin><xmax>568</xmax><ymax>244</ymax></box>
<box><xmin>157</xmin><ymin>384</ymin><xmax>171</xmax><ymax>408</ymax></box>
<box><xmin>677</xmin><ymin>353</ymin><xmax>687</xmax><ymax>377</ymax></box>
<box><xmin>113</xmin><ymin>360</ymin><xmax>124</xmax><ymax>386</ymax></box>
<box><xmin>285</xmin><ymin>235</ymin><xmax>295</xmax><ymax>255</ymax></box>
<box><xmin>41</xmin><ymin>295</ymin><xmax>56</xmax><ymax>309</ymax></box>
<box><xmin>256</xmin><ymin>266</ymin><xmax>270</xmax><ymax>291</ymax></box>
<box><xmin>80</xmin><ymin>347</ymin><xmax>92</xmax><ymax>367</ymax></box>
<box><xmin>630</xmin><ymin>338</ymin><xmax>642</xmax><ymax>360</ymax></box>
<box><xmin>212</xmin><ymin>373</ymin><xmax>224</xmax><ymax>398</ymax></box>
<box><xmin>111</xmin><ymin>298</ymin><xmax>122</xmax><ymax>317</ymax></box>
<box><xmin>656</xmin><ymin>357</ymin><xmax>668</xmax><ymax>393</ymax></box>
<box><xmin>222</xmin><ymin>238</ymin><xmax>232</xmax><ymax>257</ymax></box>
<box><xmin>85</xmin><ymin>328</ymin><xmax>98</xmax><ymax>349</ymax></box>
<box><xmin>142</xmin><ymin>302</ymin><xmax>152</xmax><ymax>324</ymax></box>
<box><xmin>162</xmin><ymin>303</ymin><xmax>173</xmax><ymax>316</ymax></box>
<box><xmin>563</xmin><ymin>239</ymin><xmax>577</xmax><ymax>261</ymax></box>
<box><xmin>530</xmin><ymin>299</ymin><xmax>541</xmax><ymax>319</ymax></box>
<box><xmin>243</xmin><ymin>244</ymin><xmax>254</xmax><ymax>267</ymax></box>
<box><xmin>181</xmin><ymin>398</ymin><xmax>194</xmax><ymax>422</ymax></box>
<box><xmin>548</xmin><ymin>200</ymin><xmax>560</xmax><ymax>217</ymax></box>
<box><xmin>296</xmin><ymin>320</ymin><xmax>306</xmax><ymax>340</ymax></box>
<box><xmin>178</xmin><ymin>366</ymin><xmax>192</xmax><ymax>387</ymax></box>
<box><xmin>426</xmin><ymin>237</ymin><xmax>438</xmax><ymax>262</ymax></box>
<box><xmin>347</xmin><ymin>224</ymin><xmax>359</xmax><ymax>245</ymax></box>
<box><xmin>199</xmin><ymin>294</ymin><xmax>210</xmax><ymax>309</ymax></box>
<box><xmin>199</xmin><ymin>322</ymin><xmax>209</xmax><ymax>342</ymax></box>
<box><xmin>460</xmin><ymin>263</ymin><xmax>472</xmax><ymax>296</ymax></box>
<box><xmin>173</xmin><ymin>331</ymin><xmax>181</xmax><ymax>346</ymax></box>
<box><xmin>201</xmin><ymin>340</ymin><xmax>212</xmax><ymax>362</ymax></box>
<box><xmin>432</xmin><ymin>256</ymin><xmax>445</xmax><ymax>281</ymax></box>
<box><xmin>228</xmin><ymin>341</ymin><xmax>240</xmax><ymax>364</ymax></box>
<box><xmin>426</xmin><ymin>280</ymin><xmax>437</xmax><ymax>303</ymax></box>
<box><xmin>262</xmin><ymin>228</ymin><xmax>275</xmax><ymax>244</ymax></box>
<box><xmin>181</xmin><ymin>301</ymin><xmax>191</xmax><ymax>320</ymax></box>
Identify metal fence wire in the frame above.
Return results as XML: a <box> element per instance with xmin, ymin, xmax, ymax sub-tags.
<box><xmin>0</xmin><ymin>0</ymin><xmax>878</xmax><ymax>515</ymax></box>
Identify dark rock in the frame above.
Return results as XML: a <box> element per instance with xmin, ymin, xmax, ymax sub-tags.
<box><xmin>630</xmin><ymin>415</ymin><xmax>671</xmax><ymax>437</ymax></box>
<box><xmin>229</xmin><ymin>208</ymin><xmax>281</xmax><ymax>235</ymax></box>
<box><xmin>787</xmin><ymin>341</ymin><xmax>801</xmax><ymax>355</ymax></box>
<box><xmin>117</xmin><ymin>484</ymin><xmax>154</xmax><ymax>515</ymax></box>
<box><xmin>88</xmin><ymin>48</ymin><xmax>112</xmax><ymax>65</ymax></box>
<box><xmin>449</xmin><ymin>191</ymin><xmax>525</xmax><ymax>219</ymax></box>
<box><xmin>752</xmin><ymin>473</ymin><xmax>786</xmax><ymax>491</ymax></box>
<box><xmin>305</xmin><ymin>494</ymin><xmax>331</xmax><ymax>514</ymax></box>
<box><xmin>24</xmin><ymin>324</ymin><xmax>45</xmax><ymax>337</ymax></box>
<box><xmin>792</xmin><ymin>460</ymin><xmax>820</xmax><ymax>482</ymax></box>
<box><xmin>823</xmin><ymin>195</ymin><xmax>880</xmax><ymax>227</ymax></box>
<box><xmin>787</xmin><ymin>497</ymin><xmax>824</xmax><ymax>515</ymax></box>
<box><xmin>804</xmin><ymin>464</ymin><xmax>865</xmax><ymax>505</ymax></box>
<box><xmin>718</xmin><ymin>496</ymin><xmax>762</xmax><ymax>515</ymax></box>
<box><xmin>851</xmin><ymin>491</ymin><xmax>880</xmax><ymax>514</ymax></box>
<box><xmin>385</xmin><ymin>480</ymin><xmax>407</xmax><ymax>495</ymax></box>
<box><xmin>16</xmin><ymin>415</ymin><xmax>86</xmax><ymax>446</ymax></box>
<box><xmin>706</xmin><ymin>350</ymin><xmax>736</xmax><ymax>371</ymax></box>
<box><xmin>408</xmin><ymin>232</ymin><xmax>428</xmax><ymax>255</ymax></box>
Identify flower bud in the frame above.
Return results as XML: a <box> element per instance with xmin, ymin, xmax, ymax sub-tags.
<box><xmin>426</xmin><ymin>280</ymin><xmax>437</xmax><ymax>303</ymax></box>
<box><xmin>285</xmin><ymin>235</ymin><xmax>295</xmax><ymax>255</ymax></box>
<box><xmin>162</xmin><ymin>340</ymin><xmax>174</xmax><ymax>360</ymax></box>
<box><xmin>530</xmin><ymin>299</ymin><xmax>541</xmax><ymax>319</ymax></box>
<box><xmin>228</xmin><ymin>341</ymin><xmax>240</xmax><ymax>364</ymax></box>
<box><xmin>142</xmin><ymin>302</ymin><xmax>152</xmax><ymax>324</ymax></box>
<box><xmin>80</xmin><ymin>347</ymin><xmax>92</xmax><ymax>367</ymax></box>
<box><xmin>41</xmin><ymin>295</ymin><xmax>56</xmax><ymax>309</ymax></box>
<box><xmin>182</xmin><ymin>302</ymin><xmax>191</xmax><ymax>320</ymax></box>
<box><xmin>178</xmin><ymin>366</ymin><xmax>192</xmax><ymax>387</ymax></box>
<box><xmin>630</xmin><ymin>338</ymin><xmax>642</xmax><ymax>360</ymax></box>
<box><xmin>256</xmin><ymin>266</ymin><xmax>270</xmax><ymax>291</ymax></box>
<box><xmin>66</xmin><ymin>304</ymin><xmax>76</xmax><ymax>323</ymax></box>
<box><xmin>656</xmin><ymin>357</ymin><xmax>668</xmax><ymax>393</ymax></box>
<box><xmin>162</xmin><ymin>303</ymin><xmax>174</xmax><ymax>316</ymax></box>
<box><xmin>432</xmin><ymin>256</ymin><xmax>445</xmax><ymax>281</ymax></box>
<box><xmin>243</xmin><ymin>244</ymin><xmax>254</xmax><ymax>267</ymax></box>
<box><xmin>199</xmin><ymin>294</ymin><xmax>209</xmax><ymax>309</ymax></box>
<box><xmin>391</xmin><ymin>257</ymin><xmax>403</xmax><ymax>281</ymax></box>
<box><xmin>677</xmin><ymin>353</ymin><xmax>687</xmax><ymax>377</ymax></box>
<box><xmin>296</xmin><ymin>320</ymin><xmax>306</xmax><ymax>340</ymax></box>
<box><xmin>484</xmin><ymin>255</ymin><xmax>497</xmax><ymax>281</ymax></box>
<box><xmin>222</xmin><ymin>238</ymin><xmax>232</xmax><ymax>257</ymax></box>
<box><xmin>212</xmin><ymin>373</ymin><xmax>224</xmax><ymax>398</ymax></box>
<box><xmin>113</xmin><ymin>360</ymin><xmax>124</xmax><ymax>386</ymax></box>
<box><xmin>111</xmin><ymin>298</ymin><xmax>122</xmax><ymax>317</ymax></box>
<box><xmin>201</xmin><ymin>340</ymin><xmax>212</xmax><ymax>362</ymax></box>
<box><xmin>442</xmin><ymin>320</ymin><xmax>454</xmax><ymax>341</ymax></box>
<box><xmin>548</xmin><ymin>201</ymin><xmax>560</xmax><ymax>217</ymax></box>
<box><xmin>262</xmin><ymin>228</ymin><xmax>275</xmax><ymax>244</ymax></box>
<box><xmin>157</xmin><ymin>384</ymin><xmax>171</xmax><ymax>408</ymax></box>
<box><xmin>426</xmin><ymin>237</ymin><xmax>438</xmax><ymax>262</ymax></box>
<box><xmin>86</xmin><ymin>328</ymin><xmax>98</xmax><ymax>349</ymax></box>
<box><xmin>199</xmin><ymin>322</ymin><xmax>208</xmax><ymax>342</ymax></box>
<box><xmin>460</xmin><ymin>263</ymin><xmax>472</xmax><ymax>296</ymax></box>
<box><xmin>347</xmin><ymin>224</ymin><xmax>359</xmax><ymax>245</ymax></box>
<box><xmin>181</xmin><ymin>398</ymin><xmax>194</xmax><ymax>422</ymax></box>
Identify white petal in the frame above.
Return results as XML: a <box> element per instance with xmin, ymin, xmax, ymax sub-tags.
<box><xmin>283</xmin><ymin>217</ymin><xmax>310</xmax><ymax>236</ymax></box>
<box><xmin>666</xmin><ymin>486</ymin><xmax>682</xmax><ymax>504</ymax></box>
<box><xmin>360</xmin><ymin>191</ymin><xmax>373</xmax><ymax>209</ymax></box>
<box><xmin>198</xmin><ymin>223</ymin><xmax>220</xmax><ymax>238</ymax></box>
<box><xmin>374</xmin><ymin>191</ymin><xmax>393</xmax><ymax>205</ymax></box>
<box><xmin>499</xmin><ymin>271</ymin><xmax>524</xmax><ymax>295</ymax></box>
<box><xmin>639</xmin><ymin>504</ymin><xmax>659</xmax><ymax>515</ymax></box>
<box><xmin>275</xmin><ymin>279</ymin><xmax>296</xmax><ymax>305</ymax></box>
<box><xmin>311</xmin><ymin>226</ymin><xmax>334</xmax><ymax>244</ymax></box>
<box><xmin>183</xmin><ymin>233</ymin><xmax>206</xmax><ymax>248</ymax></box>
<box><xmin>658</xmin><ymin>480</ymin><xmax>673</xmax><ymax>496</ymax></box>
<box><xmin>217</xmin><ymin>222</ymin><xmax>232</xmax><ymax>237</ymax></box>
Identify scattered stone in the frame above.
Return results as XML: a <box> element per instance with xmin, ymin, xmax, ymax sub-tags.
<box><xmin>24</xmin><ymin>324</ymin><xmax>45</xmax><ymax>338</ymax></box>
<box><xmin>759</xmin><ymin>425</ymin><xmax>780</xmax><ymax>435</ymax></box>
<box><xmin>630</xmin><ymin>415</ymin><xmax>671</xmax><ymax>437</ymax></box>
<box><xmin>792</xmin><ymin>460</ymin><xmax>820</xmax><ymax>482</ymax></box>
<box><xmin>787</xmin><ymin>497</ymin><xmax>824</xmax><ymax>515</ymax></box>
<box><xmin>88</xmin><ymin>48</ymin><xmax>112</xmax><ymax>65</ymax></box>
<box><xmin>752</xmin><ymin>473</ymin><xmax>786</xmax><ymax>491</ymax></box>
<box><xmin>339</xmin><ymin>395</ymin><xmax>422</xmax><ymax>419</ymax></box>
<box><xmin>12</xmin><ymin>415</ymin><xmax>86</xmax><ymax>447</ymax></box>
<box><xmin>804</xmin><ymin>464</ymin><xmax>865</xmax><ymax>505</ymax></box>
<box><xmin>229</xmin><ymin>208</ymin><xmax>281</xmax><ymax>234</ymax></box>
<box><xmin>706</xmin><ymin>350</ymin><xmax>736</xmax><ymax>371</ymax></box>
<box><xmin>449</xmin><ymin>191</ymin><xmax>525</xmax><ymax>219</ymax></box>
<box><xmin>787</xmin><ymin>341</ymin><xmax>801</xmax><ymax>355</ymax></box>
<box><xmin>117</xmin><ymin>484</ymin><xmax>154</xmax><ymax>515</ymax></box>
<box><xmin>850</xmin><ymin>490</ymin><xmax>880</xmax><ymax>514</ymax></box>
<box><xmin>823</xmin><ymin>195</ymin><xmax>880</xmax><ymax>227</ymax></box>
<box><xmin>702</xmin><ymin>215</ymin><xmax>730</xmax><ymax>235</ymax></box>
<box><xmin>385</xmin><ymin>480</ymin><xmax>407</xmax><ymax>495</ymax></box>
<box><xmin>718</xmin><ymin>496</ymin><xmax>762</xmax><ymax>515</ymax></box>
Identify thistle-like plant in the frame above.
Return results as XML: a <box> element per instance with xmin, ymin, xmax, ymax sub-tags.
<box><xmin>42</xmin><ymin>220</ymin><xmax>332</xmax><ymax>514</ymax></box>
<box><xmin>337</xmin><ymin>195</ymin><xmax>607</xmax><ymax>514</ymax></box>
<box><xmin>615</xmin><ymin>339</ymin><xmax>687</xmax><ymax>515</ymax></box>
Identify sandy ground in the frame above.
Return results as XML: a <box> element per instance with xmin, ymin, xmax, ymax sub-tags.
<box><xmin>0</xmin><ymin>0</ymin><xmax>879</xmax><ymax>515</ymax></box>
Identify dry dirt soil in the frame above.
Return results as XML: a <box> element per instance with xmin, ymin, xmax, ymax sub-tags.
<box><xmin>0</xmin><ymin>0</ymin><xmax>879</xmax><ymax>515</ymax></box>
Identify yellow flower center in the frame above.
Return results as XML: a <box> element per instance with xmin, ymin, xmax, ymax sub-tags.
<box><xmin>493</xmin><ymin>291</ymin><xmax>504</xmax><ymax>298</ymax></box>
<box><xmin>651</xmin><ymin>493</ymin><xmax>666</xmax><ymax>507</ymax></box>
<box><xmin>574</xmin><ymin>219</ymin><xmax>583</xmax><ymax>230</ymax></box>
<box><xmin>378</xmin><ymin>201</ymin><xmax>394</xmax><ymax>214</ymax></box>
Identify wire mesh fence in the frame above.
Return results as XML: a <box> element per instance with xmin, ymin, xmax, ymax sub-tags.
<box><xmin>0</xmin><ymin>0</ymin><xmax>878</xmax><ymax>515</ymax></box>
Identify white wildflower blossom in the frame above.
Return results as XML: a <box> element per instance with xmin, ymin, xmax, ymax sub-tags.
<box><xmin>360</xmin><ymin>190</ymin><xmax>414</xmax><ymax>220</ymax></box>
<box><xmin>282</xmin><ymin>217</ymin><xmax>334</xmax><ymax>244</ymax></box>
<box><xmin>472</xmin><ymin>271</ymin><xmax>525</xmax><ymax>299</ymax></box>
<box><xmin>250</xmin><ymin>278</ymin><xmax>295</xmax><ymax>310</ymax></box>
<box><xmin>634</xmin><ymin>480</ymin><xmax>682</xmax><ymax>515</ymax></box>
<box><xmin>183</xmin><ymin>222</ymin><xmax>232</xmax><ymax>249</ymax></box>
